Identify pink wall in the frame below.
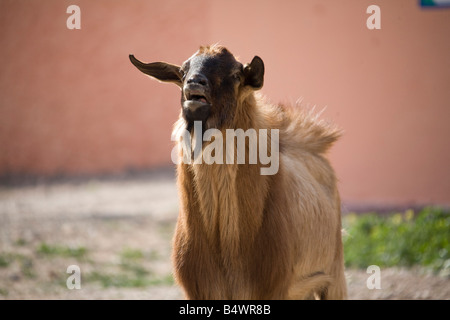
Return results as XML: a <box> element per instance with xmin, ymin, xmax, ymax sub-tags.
<box><xmin>1</xmin><ymin>0</ymin><xmax>449</xmax><ymax>207</ymax></box>
<box><xmin>0</xmin><ymin>0</ymin><xmax>209</xmax><ymax>175</ymax></box>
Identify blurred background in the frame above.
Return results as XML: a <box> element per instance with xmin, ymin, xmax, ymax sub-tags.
<box><xmin>0</xmin><ymin>0</ymin><xmax>449</xmax><ymax>299</ymax></box>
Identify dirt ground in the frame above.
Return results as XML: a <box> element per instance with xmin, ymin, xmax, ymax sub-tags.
<box><xmin>0</xmin><ymin>172</ymin><xmax>448</xmax><ymax>300</ymax></box>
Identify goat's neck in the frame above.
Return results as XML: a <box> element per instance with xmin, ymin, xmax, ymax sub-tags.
<box><xmin>231</xmin><ymin>93</ymin><xmax>261</xmax><ymax>130</ymax></box>
<box><xmin>185</xmin><ymin>93</ymin><xmax>269</xmax><ymax>263</ymax></box>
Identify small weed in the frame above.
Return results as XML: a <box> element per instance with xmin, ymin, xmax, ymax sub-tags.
<box><xmin>19</xmin><ymin>256</ymin><xmax>35</xmax><ymax>278</ymax></box>
<box><xmin>36</xmin><ymin>243</ymin><xmax>88</xmax><ymax>259</ymax></box>
<box><xmin>14</xmin><ymin>238</ymin><xmax>27</xmax><ymax>246</ymax></box>
<box><xmin>119</xmin><ymin>261</ymin><xmax>149</xmax><ymax>277</ymax></box>
<box><xmin>0</xmin><ymin>253</ymin><xmax>13</xmax><ymax>268</ymax></box>
<box><xmin>86</xmin><ymin>268</ymin><xmax>172</xmax><ymax>288</ymax></box>
<box><xmin>120</xmin><ymin>248</ymin><xmax>144</xmax><ymax>261</ymax></box>
<box><xmin>85</xmin><ymin>248</ymin><xmax>173</xmax><ymax>288</ymax></box>
<box><xmin>0</xmin><ymin>252</ymin><xmax>35</xmax><ymax>278</ymax></box>
<box><xmin>149</xmin><ymin>273</ymin><xmax>174</xmax><ymax>286</ymax></box>
<box><xmin>87</xmin><ymin>271</ymin><xmax>147</xmax><ymax>288</ymax></box>
<box><xmin>0</xmin><ymin>287</ymin><xmax>8</xmax><ymax>297</ymax></box>
<box><xmin>120</xmin><ymin>247</ymin><xmax>161</xmax><ymax>262</ymax></box>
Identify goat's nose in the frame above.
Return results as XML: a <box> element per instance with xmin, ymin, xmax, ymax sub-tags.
<box><xmin>187</xmin><ymin>74</ymin><xmax>208</xmax><ymax>86</ymax></box>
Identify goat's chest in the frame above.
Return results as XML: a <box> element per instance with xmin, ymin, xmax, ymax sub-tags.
<box><xmin>191</xmin><ymin>162</ymin><xmax>267</xmax><ymax>258</ymax></box>
<box><xmin>192</xmin><ymin>163</ymin><xmax>239</xmax><ymax>246</ymax></box>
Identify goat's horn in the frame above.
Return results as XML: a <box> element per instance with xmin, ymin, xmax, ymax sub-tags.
<box><xmin>129</xmin><ymin>54</ymin><xmax>182</xmax><ymax>86</ymax></box>
<box><xmin>129</xmin><ymin>54</ymin><xmax>149</xmax><ymax>70</ymax></box>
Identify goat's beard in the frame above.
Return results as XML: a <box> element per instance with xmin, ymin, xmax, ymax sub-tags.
<box><xmin>184</xmin><ymin>117</ymin><xmax>218</xmax><ymax>136</ymax></box>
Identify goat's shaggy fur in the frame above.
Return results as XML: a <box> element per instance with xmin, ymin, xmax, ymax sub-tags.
<box><xmin>130</xmin><ymin>45</ymin><xmax>347</xmax><ymax>299</ymax></box>
<box><xmin>172</xmin><ymin>94</ymin><xmax>347</xmax><ymax>299</ymax></box>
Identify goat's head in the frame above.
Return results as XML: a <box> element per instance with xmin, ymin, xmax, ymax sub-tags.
<box><xmin>129</xmin><ymin>45</ymin><xmax>264</xmax><ymax>128</ymax></box>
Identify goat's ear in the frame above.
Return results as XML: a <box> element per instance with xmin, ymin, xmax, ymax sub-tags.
<box><xmin>129</xmin><ymin>55</ymin><xmax>182</xmax><ymax>87</ymax></box>
<box><xmin>243</xmin><ymin>56</ymin><xmax>264</xmax><ymax>90</ymax></box>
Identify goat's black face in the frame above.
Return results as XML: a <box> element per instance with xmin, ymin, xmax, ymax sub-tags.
<box><xmin>180</xmin><ymin>47</ymin><xmax>245</xmax><ymax>126</ymax></box>
<box><xmin>129</xmin><ymin>45</ymin><xmax>264</xmax><ymax>128</ymax></box>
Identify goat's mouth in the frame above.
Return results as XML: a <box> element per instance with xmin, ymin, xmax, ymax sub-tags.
<box><xmin>182</xmin><ymin>89</ymin><xmax>211</xmax><ymax>122</ymax></box>
<box><xmin>184</xmin><ymin>89</ymin><xmax>211</xmax><ymax>106</ymax></box>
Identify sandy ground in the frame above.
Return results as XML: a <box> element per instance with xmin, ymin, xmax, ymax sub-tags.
<box><xmin>0</xmin><ymin>172</ymin><xmax>448</xmax><ymax>300</ymax></box>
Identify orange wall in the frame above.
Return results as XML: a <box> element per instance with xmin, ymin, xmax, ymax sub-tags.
<box><xmin>1</xmin><ymin>0</ymin><xmax>449</xmax><ymax>206</ymax></box>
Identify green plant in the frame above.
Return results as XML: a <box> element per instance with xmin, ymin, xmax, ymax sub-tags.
<box><xmin>119</xmin><ymin>248</ymin><xmax>144</xmax><ymax>261</ymax></box>
<box><xmin>85</xmin><ymin>248</ymin><xmax>174</xmax><ymax>288</ymax></box>
<box><xmin>0</xmin><ymin>253</ymin><xmax>13</xmax><ymax>268</ymax></box>
<box><xmin>343</xmin><ymin>207</ymin><xmax>450</xmax><ymax>276</ymax></box>
<box><xmin>36</xmin><ymin>243</ymin><xmax>88</xmax><ymax>258</ymax></box>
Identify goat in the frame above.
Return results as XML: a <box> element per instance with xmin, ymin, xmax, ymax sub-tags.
<box><xmin>129</xmin><ymin>45</ymin><xmax>347</xmax><ymax>299</ymax></box>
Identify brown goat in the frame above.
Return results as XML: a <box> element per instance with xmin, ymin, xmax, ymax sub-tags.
<box><xmin>129</xmin><ymin>45</ymin><xmax>347</xmax><ymax>299</ymax></box>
